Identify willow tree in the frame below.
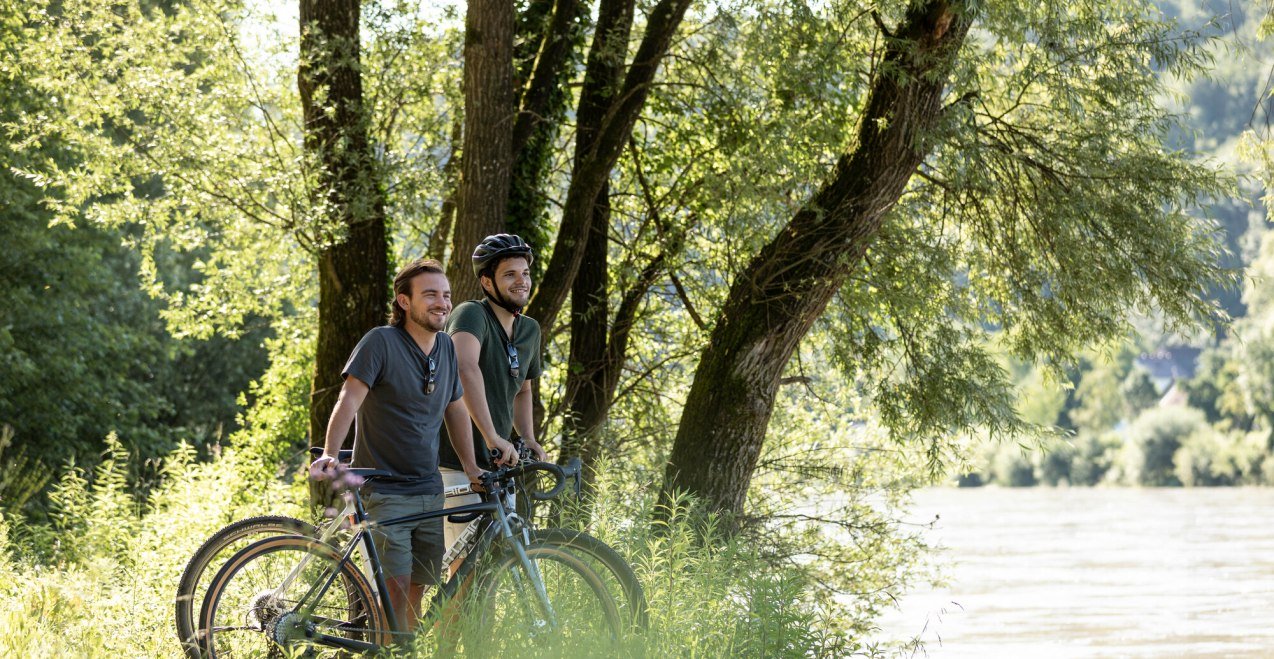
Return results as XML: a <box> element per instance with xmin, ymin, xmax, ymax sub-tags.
<box><xmin>659</xmin><ymin>0</ymin><xmax>1229</xmax><ymax>518</ymax></box>
<box><xmin>441</xmin><ymin>0</ymin><xmax>693</xmax><ymax>472</ymax></box>
<box><xmin>443</xmin><ymin>0</ymin><xmax>1229</xmax><ymax>520</ymax></box>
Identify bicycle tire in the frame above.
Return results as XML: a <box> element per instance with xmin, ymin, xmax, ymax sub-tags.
<box><xmin>199</xmin><ymin>534</ymin><xmax>388</xmax><ymax>658</ymax></box>
<box><xmin>175</xmin><ymin>515</ymin><xmax>317</xmax><ymax>658</ymax></box>
<box><xmin>467</xmin><ymin>541</ymin><xmax>622</xmax><ymax>653</ymax></box>
<box><xmin>530</xmin><ymin>528</ymin><xmax>648</xmax><ymax>632</ymax></box>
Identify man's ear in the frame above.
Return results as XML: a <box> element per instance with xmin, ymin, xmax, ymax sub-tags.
<box><xmin>478</xmin><ymin>275</ymin><xmax>493</xmax><ymax>295</ymax></box>
<box><xmin>395</xmin><ymin>291</ymin><xmax>411</xmax><ymax>310</ymax></box>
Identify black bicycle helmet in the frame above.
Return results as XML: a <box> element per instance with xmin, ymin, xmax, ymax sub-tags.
<box><xmin>471</xmin><ymin>233</ymin><xmax>534</xmax><ymax>279</ymax></box>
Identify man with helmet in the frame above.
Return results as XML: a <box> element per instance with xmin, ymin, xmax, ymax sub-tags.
<box><xmin>438</xmin><ymin>234</ymin><xmax>549</xmax><ymax>548</ymax></box>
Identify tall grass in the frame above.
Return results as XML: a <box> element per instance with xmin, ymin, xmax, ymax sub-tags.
<box><xmin>0</xmin><ymin>435</ymin><xmax>300</xmax><ymax>657</ymax></box>
<box><xmin>0</xmin><ymin>435</ymin><xmax>922</xmax><ymax>657</ymax></box>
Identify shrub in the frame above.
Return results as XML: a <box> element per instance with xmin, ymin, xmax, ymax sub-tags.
<box><xmin>1067</xmin><ymin>431</ymin><xmax>1122</xmax><ymax>486</ymax></box>
<box><xmin>1120</xmin><ymin>406</ymin><xmax>1210</xmax><ymax>486</ymax></box>
<box><xmin>991</xmin><ymin>445</ymin><xmax>1037</xmax><ymax>486</ymax></box>
<box><xmin>1174</xmin><ymin>428</ymin><xmax>1268</xmax><ymax>486</ymax></box>
<box><xmin>1035</xmin><ymin>441</ymin><xmax>1074</xmax><ymax>486</ymax></box>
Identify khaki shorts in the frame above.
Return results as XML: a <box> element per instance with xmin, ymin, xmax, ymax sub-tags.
<box><xmin>363</xmin><ymin>490</ymin><xmax>445</xmax><ymax>586</ymax></box>
<box><xmin>440</xmin><ymin>467</ymin><xmax>482</xmax><ymax>551</ymax></box>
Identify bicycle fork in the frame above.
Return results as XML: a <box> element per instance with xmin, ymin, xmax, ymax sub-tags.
<box><xmin>494</xmin><ymin>497</ymin><xmax>558</xmax><ymax>630</ymax></box>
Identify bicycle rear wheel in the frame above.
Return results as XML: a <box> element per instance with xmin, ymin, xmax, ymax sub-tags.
<box><xmin>200</xmin><ymin>535</ymin><xmax>388</xmax><ymax>658</ymax></box>
<box><xmin>467</xmin><ymin>541</ymin><xmax>621</xmax><ymax>654</ymax></box>
<box><xmin>176</xmin><ymin>516</ymin><xmax>316</xmax><ymax>658</ymax></box>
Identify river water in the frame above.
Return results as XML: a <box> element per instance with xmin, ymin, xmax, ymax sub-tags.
<box><xmin>874</xmin><ymin>487</ymin><xmax>1274</xmax><ymax>657</ymax></box>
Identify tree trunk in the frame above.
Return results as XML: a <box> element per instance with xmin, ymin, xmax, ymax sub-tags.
<box><xmin>508</xmin><ymin>0</ymin><xmax>587</xmax><ymax>267</ymax></box>
<box><xmin>427</xmin><ymin>116</ymin><xmax>463</xmax><ymax>262</ymax></box>
<box><xmin>661</xmin><ymin>0</ymin><xmax>972</xmax><ymax>522</ymax></box>
<box><xmin>448</xmin><ymin>0</ymin><xmax>515</xmax><ymax>302</ymax></box>
<box><xmin>526</xmin><ymin>0</ymin><xmax>691</xmax><ymax>337</ymax></box>
<box><xmin>558</xmin><ymin>185</ymin><xmax>610</xmax><ymax>473</ymax></box>
<box><xmin>299</xmin><ymin>0</ymin><xmax>389</xmax><ymax>451</ymax></box>
<box><xmin>558</xmin><ymin>204</ymin><xmax>667</xmax><ymax>477</ymax></box>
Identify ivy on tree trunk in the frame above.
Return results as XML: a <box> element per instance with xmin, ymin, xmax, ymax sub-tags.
<box><xmin>299</xmin><ymin>0</ymin><xmax>389</xmax><ymax>451</ymax></box>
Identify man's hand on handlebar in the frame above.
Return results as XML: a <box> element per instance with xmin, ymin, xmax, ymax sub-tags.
<box><xmin>489</xmin><ymin>436</ymin><xmax>519</xmax><ymax>467</ymax></box>
<box><xmin>522</xmin><ymin>438</ymin><xmax>548</xmax><ymax>462</ymax></box>
<box><xmin>463</xmin><ymin>463</ymin><xmax>489</xmax><ymax>493</ymax></box>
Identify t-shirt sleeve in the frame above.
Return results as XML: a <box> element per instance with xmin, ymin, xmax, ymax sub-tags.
<box><xmin>447</xmin><ymin>301</ymin><xmax>488</xmax><ymax>341</ymax></box>
<box><xmin>443</xmin><ymin>335</ymin><xmax>464</xmax><ymax>403</ymax></box>
<box><xmin>342</xmin><ymin>330</ymin><xmax>385</xmax><ymax>387</ymax></box>
<box><xmin>525</xmin><ymin>321</ymin><xmax>543</xmax><ymax>380</ymax></box>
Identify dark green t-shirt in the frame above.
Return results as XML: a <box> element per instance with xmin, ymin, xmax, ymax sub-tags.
<box><xmin>439</xmin><ymin>299</ymin><xmax>542</xmax><ymax>470</ymax></box>
<box><xmin>343</xmin><ymin>326</ymin><xmax>463</xmax><ymax>495</ymax></box>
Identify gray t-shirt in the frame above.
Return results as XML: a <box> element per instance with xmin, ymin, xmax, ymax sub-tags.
<box><xmin>343</xmin><ymin>326</ymin><xmax>462</xmax><ymax>495</ymax></box>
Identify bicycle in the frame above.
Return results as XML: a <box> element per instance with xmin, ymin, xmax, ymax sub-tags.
<box><xmin>192</xmin><ymin>457</ymin><xmax>633</xmax><ymax>656</ymax></box>
<box><xmin>175</xmin><ymin>450</ymin><xmax>647</xmax><ymax>657</ymax></box>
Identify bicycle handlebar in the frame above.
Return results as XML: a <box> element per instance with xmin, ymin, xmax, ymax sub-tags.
<box><xmin>482</xmin><ymin>453</ymin><xmax>568</xmax><ymax>502</ymax></box>
<box><xmin>308</xmin><ymin>445</ymin><xmax>573</xmax><ymax>501</ymax></box>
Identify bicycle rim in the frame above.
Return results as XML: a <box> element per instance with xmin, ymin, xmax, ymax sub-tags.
<box><xmin>468</xmin><ymin>542</ymin><xmax>621</xmax><ymax>654</ymax></box>
<box><xmin>200</xmin><ymin>535</ymin><xmax>387</xmax><ymax>658</ymax></box>
<box><xmin>530</xmin><ymin>528</ymin><xmax>648</xmax><ymax>632</ymax></box>
<box><xmin>176</xmin><ymin>516</ymin><xmax>316</xmax><ymax>659</ymax></box>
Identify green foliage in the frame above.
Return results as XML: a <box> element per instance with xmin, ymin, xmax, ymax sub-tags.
<box><xmin>1173</xmin><ymin>424</ymin><xmax>1264</xmax><ymax>485</ymax></box>
<box><xmin>1121</xmin><ymin>406</ymin><xmax>1210</xmax><ymax>485</ymax></box>
<box><xmin>991</xmin><ymin>445</ymin><xmax>1040</xmax><ymax>486</ymax></box>
<box><xmin>0</xmin><ymin>442</ymin><xmax>300</xmax><ymax>656</ymax></box>
<box><xmin>1121</xmin><ymin>367</ymin><xmax>1163</xmax><ymax>418</ymax></box>
<box><xmin>1069</xmin><ymin>369</ymin><xmax>1122</xmax><ymax>432</ymax></box>
<box><xmin>1067</xmin><ymin>431</ymin><xmax>1124</xmax><ymax>485</ymax></box>
<box><xmin>16</xmin><ymin>0</ymin><xmax>314</xmax><ymax>339</ymax></box>
<box><xmin>0</xmin><ymin>437</ymin><xmax>920</xmax><ymax>657</ymax></box>
<box><xmin>228</xmin><ymin>316</ymin><xmax>316</xmax><ymax>473</ymax></box>
<box><xmin>1016</xmin><ymin>366</ymin><xmax>1069</xmax><ymax>427</ymax></box>
<box><xmin>0</xmin><ymin>1</ymin><xmax>270</xmax><ymax>510</ymax></box>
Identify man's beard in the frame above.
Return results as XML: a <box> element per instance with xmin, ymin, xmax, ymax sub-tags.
<box><xmin>489</xmin><ymin>282</ymin><xmax>530</xmax><ymax>313</ymax></box>
<box><xmin>410</xmin><ymin>307</ymin><xmax>447</xmax><ymax>332</ymax></box>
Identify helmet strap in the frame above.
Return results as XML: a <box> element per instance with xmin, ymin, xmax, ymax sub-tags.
<box><xmin>482</xmin><ymin>277</ymin><xmax>523</xmax><ymax>316</ymax></box>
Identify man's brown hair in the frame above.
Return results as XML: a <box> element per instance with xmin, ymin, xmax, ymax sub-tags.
<box><xmin>389</xmin><ymin>258</ymin><xmax>445</xmax><ymax>327</ymax></box>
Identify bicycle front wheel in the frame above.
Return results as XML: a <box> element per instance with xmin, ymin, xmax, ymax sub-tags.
<box><xmin>469</xmin><ymin>541</ymin><xmax>621</xmax><ymax>653</ymax></box>
<box><xmin>176</xmin><ymin>516</ymin><xmax>316</xmax><ymax>658</ymax></box>
<box><xmin>200</xmin><ymin>535</ymin><xmax>388</xmax><ymax>658</ymax></box>
<box><xmin>530</xmin><ymin>528</ymin><xmax>648</xmax><ymax>632</ymax></box>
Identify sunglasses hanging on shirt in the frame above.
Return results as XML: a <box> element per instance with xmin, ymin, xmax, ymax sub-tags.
<box><xmin>505</xmin><ymin>343</ymin><xmax>520</xmax><ymax>379</ymax></box>
<box><xmin>397</xmin><ymin>325</ymin><xmax>438</xmax><ymax>395</ymax></box>
<box><xmin>424</xmin><ymin>355</ymin><xmax>437</xmax><ymax>395</ymax></box>
<box><xmin>482</xmin><ymin>300</ymin><xmax>521</xmax><ymax>380</ymax></box>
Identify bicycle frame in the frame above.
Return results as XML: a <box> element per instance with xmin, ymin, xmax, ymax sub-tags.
<box><xmin>272</xmin><ymin>470</ymin><xmax>554</xmax><ymax>653</ymax></box>
<box><xmin>304</xmin><ymin>480</ymin><xmax>503</xmax><ymax>599</ymax></box>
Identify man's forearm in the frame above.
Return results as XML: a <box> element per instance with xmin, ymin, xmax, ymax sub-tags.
<box><xmin>444</xmin><ymin>401</ymin><xmax>482</xmax><ymax>475</ymax></box>
<box><xmin>513</xmin><ymin>387</ymin><xmax>536</xmax><ymax>443</ymax></box>
<box><xmin>458</xmin><ymin>362</ymin><xmax>503</xmax><ymax>447</ymax></box>
<box><xmin>323</xmin><ymin>400</ymin><xmax>356</xmax><ymax>457</ymax></box>
<box><xmin>322</xmin><ymin>379</ymin><xmax>368</xmax><ymax>458</ymax></box>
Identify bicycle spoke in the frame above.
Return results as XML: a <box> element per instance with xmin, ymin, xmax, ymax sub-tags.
<box><xmin>201</xmin><ymin>536</ymin><xmax>386</xmax><ymax>658</ymax></box>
